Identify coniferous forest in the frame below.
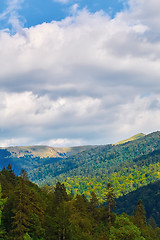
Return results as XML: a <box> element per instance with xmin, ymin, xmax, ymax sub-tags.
<box><xmin>0</xmin><ymin>165</ymin><xmax>160</xmax><ymax>240</ymax></box>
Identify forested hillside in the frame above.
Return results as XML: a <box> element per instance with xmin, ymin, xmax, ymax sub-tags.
<box><xmin>0</xmin><ymin>145</ymin><xmax>97</xmax><ymax>174</ymax></box>
<box><xmin>27</xmin><ymin>131</ymin><xmax>160</xmax><ymax>201</ymax></box>
<box><xmin>1</xmin><ymin>131</ymin><xmax>160</xmax><ymax>202</ymax></box>
<box><xmin>116</xmin><ymin>180</ymin><xmax>160</xmax><ymax>227</ymax></box>
<box><xmin>0</xmin><ymin>166</ymin><xmax>159</xmax><ymax>240</ymax></box>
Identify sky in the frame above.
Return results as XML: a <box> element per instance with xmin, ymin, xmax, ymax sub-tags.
<box><xmin>0</xmin><ymin>0</ymin><xmax>160</xmax><ymax>147</ymax></box>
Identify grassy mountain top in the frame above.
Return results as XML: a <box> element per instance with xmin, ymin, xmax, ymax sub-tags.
<box><xmin>1</xmin><ymin>145</ymin><xmax>97</xmax><ymax>159</ymax></box>
<box><xmin>115</xmin><ymin>133</ymin><xmax>146</xmax><ymax>145</ymax></box>
<box><xmin>0</xmin><ymin>132</ymin><xmax>145</xmax><ymax>159</ymax></box>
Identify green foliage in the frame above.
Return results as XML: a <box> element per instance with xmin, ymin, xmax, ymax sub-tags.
<box><xmin>23</xmin><ymin>233</ymin><xmax>33</xmax><ymax>240</ymax></box>
<box><xmin>132</xmin><ymin>200</ymin><xmax>147</xmax><ymax>229</ymax></box>
<box><xmin>0</xmin><ymin>167</ymin><xmax>158</xmax><ymax>240</ymax></box>
<box><xmin>109</xmin><ymin>214</ymin><xmax>144</xmax><ymax>240</ymax></box>
<box><xmin>116</xmin><ymin>180</ymin><xmax>160</xmax><ymax>227</ymax></box>
<box><xmin>104</xmin><ymin>183</ymin><xmax>116</xmax><ymax>224</ymax></box>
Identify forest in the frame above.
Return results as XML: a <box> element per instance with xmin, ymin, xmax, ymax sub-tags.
<box><xmin>0</xmin><ymin>165</ymin><xmax>160</xmax><ymax>240</ymax></box>
<box><xmin>25</xmin><ymin>132</ymin><xmax>160</xmax><ymax>202</ymax></box>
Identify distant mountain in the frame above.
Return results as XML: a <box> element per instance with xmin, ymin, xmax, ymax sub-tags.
<box><xmin>27</xmin><ymin>131</ymin><xmax>160</xmax><ymax>201</ymax></box>
<box><xmin>3</xmin><ymin>145</ymin><xmax>97</xmax><ymax>158</ymax></box>
<box><xmin>1</xmin><ymin>131</ymin><xmax>160</xmax><ymax>202</ymax></box>
<box><xmin>0</xmin><ymin>133</ymin><xmax>145</xmax><ymax>175</ymax></box>
<box><xmin>28</xmin><ymin>131</ymin><xmax>158</xmax><ymax>183</ymax></box>
<box><xmin>0</xmin><ymin>145</ymin><xmax>97</xmax><ymax>174</ymax></box>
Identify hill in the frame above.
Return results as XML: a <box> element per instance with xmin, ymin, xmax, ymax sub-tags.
<box><xmin>115</xmin><ymin>133</ymin><xmax>145</xmax><ymax>145</ymax></box>
<box><xmin>27</xmin><ymin>131</ymin><xmax>160</xmax><ymax>201</ymax></box>
<box><xmin>1</xmin><ymin>131</ymin><xmax>160</xmax><ymax>202</ymax></box>
<box><xmin>3</xmin><ymin>145</ymin><xmax>97</xmax><ymax>158</ymax></box>
<box><xmin>0</xmin><ymin>145</ymin><xmax>97</xmax><ymax>174</ymax></box>
<box><xmin>116</xmin><ymin>180</ymin><xmax>160</xmax><ymax>226</ymax></box>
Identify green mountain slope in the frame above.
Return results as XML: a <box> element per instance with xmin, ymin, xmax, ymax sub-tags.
<box><xmin>115</xmin><ymin>133</ymin><xmax>145</xmax><ymax>145</ymax></box>
<box><xmin>1</xmin><ymin>131</ymin><xmax>160</xmax><ymax>202</ymax></box>
<box><xmin>0</xmin><ymin>145</ymin><xmax>98</xmax><ymax>174</ymax></box>
<box><xmin>28</xmin><ymin>131</ymin><xmax>158</xmax><ymax>183</ymax></box>
<box><xmin>116</xmin><ymin>180</ymin><xmax>160</xmax><ymax>226</ymax></box>
<box><xmin>0</xmin><ymin>132</ymin><xmax>146</xmax><ymax>175</ymax></box>
<box><xmin>27</xmin><ymin>131</ymin><xmax>160</xmax><ymax>201</ymax></box>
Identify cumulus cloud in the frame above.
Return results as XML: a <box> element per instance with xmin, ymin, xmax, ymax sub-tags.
<box><xmin>0</xmin><ymin>0</ymin><xmax>160</xmax><ymax>146</ymax></box>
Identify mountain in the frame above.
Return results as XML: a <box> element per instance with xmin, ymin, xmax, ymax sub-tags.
<box><xmin>3</xmin><ymin>145</ymin><xmax>97</xmax><ymax>158</ymax></box>
<box><xmin>26</xmin><ymin>131</ymin><xmax>160</xmax><ymax>201</ymax></box>
<box><xmin>0</xmin><ymin>145</ymin><xmax>97</xmax><ymax>174</ymax></box>
<box><xmin>28</xmin><ymin>131</ymin><xmax>159</xmax><ymax>181</ymax></box>
<box><xmin>1</xmin><ymin>131</ymin><xmax>160</xmax><ymax>202</ymax></box>
<box><xmin>115</xmin><ymin>133</ymin><xmax>145</xmax><ymax>145</ymax></box>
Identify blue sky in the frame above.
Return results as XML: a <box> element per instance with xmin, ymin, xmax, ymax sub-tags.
<box><xmin>0</xmin><ymin>0</ymin><xmax>126</xmax><ymax>31</ymax></box>
<box><xmin>0</xmin><ymin>0</ymin><xmax>160</xmax><ymax>147</ymax></box>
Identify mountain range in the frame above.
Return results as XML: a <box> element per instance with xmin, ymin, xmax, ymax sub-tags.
<box><xmin>0</xmin><ymin>131</ymin><xmax>160</xmax><ymax>200</ymax></box>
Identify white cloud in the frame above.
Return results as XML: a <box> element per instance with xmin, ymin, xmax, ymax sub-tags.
<box><xmin>0</xmin><ymin>0</ymin><xmax>25</xmax><ymax>33</ymax></box>
<box><xmin>0</xmin><ymin>0</ymin><xmax>160</xmax><ymax>146</ymax></box>
<box><xmin>53</xmin><ymin>0</ymin><xmax>70</xmax><ymax>4</ymax></box>
<box><xmin>69</xmin><ymin>3</ymin><xmax>79</xmax><ymax>15</ymax></box>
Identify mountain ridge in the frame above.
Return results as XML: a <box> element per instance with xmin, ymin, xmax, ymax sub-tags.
<box><xmin>1</xmin><ymin>131</ymin><xmax>160</xmax><ymax>202</ymax></box>
<box><xmin>0</xmin><ymin>132</ymin><xmax>145</xmax><ymax>159</ymax></box>
<box><xmin>0</xmin><ymin>144</ymin><xmax>98</xmax><ymax>159</ymax></box>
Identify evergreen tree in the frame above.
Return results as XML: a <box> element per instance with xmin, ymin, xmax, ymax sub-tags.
<box><xmin>11</xmin><ymin>177</ymin><xmax>44</xmax><ymax>240</ymax></box>
<box><xmin>54</xmin><ymin>182</ymin><xmax>69</xmax><ymax>206</ymax></box>
<box><xmin>89</xmin><ymin>191</ymin><xmax>99</xmax><ymax>221</ymax></box>
<box><xmin>104</xmin><ymin>182</ymin><xmax>116</xmax><ymax>225</ymax></box>
<box><xmin>11</xmin><ymin>178</ymin><xmax>32</xmax><ymax>240</ymax></box>
<box><xmin>21</xmin><ymin>169</ymin><xmax>29</xmax><ymax>182</ymax></box>
<box><xmin>7</xmin><ymin>163</ymin><xmax>14</xmax><ymax>173</ymax></box>
<box><xmin>0</xmin><ymin>184</ymin><xmax>6</xmax><ymax>238</ymax></box>
<box><xmin>148</xmin><ymin>216</ymin><xmax>157</xmax><ymax>229</ymax></box>
<box><xmin>133</xmin><ymin>200</ymin><xmax>146</xmax><ymax>229</ymax></box>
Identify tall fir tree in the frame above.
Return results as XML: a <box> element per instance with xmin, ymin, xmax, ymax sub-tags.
<box><xmin>133</xmin><ymin>200</ymin><xmax>146</xmax><ymax>229</ymax></box>
<box><xmin>11</xmin><ymin>175</ymin><xmax>44</xmax><ymax>240</ymax></box>
<box><xmin>104</xmin><ymin>182</ymin><xmax>116</xmax><ymax>225</ymax></box>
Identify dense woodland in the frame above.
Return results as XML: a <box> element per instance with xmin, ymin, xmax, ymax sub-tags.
<box><xmin>0</xmin><ymin>165</ymin><xmax>160</xmax><ymax>240</ymax></box>
<box><xmin>26</xmin><ymin>132</ymin><xmax>160</xmax><ymax>201</ymax></box>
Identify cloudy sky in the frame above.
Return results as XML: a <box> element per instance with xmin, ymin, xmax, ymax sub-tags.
<box><xmin>0</xmin><ymin>0</ymin><xmax>160</xmax><ymax>147</ymax></box>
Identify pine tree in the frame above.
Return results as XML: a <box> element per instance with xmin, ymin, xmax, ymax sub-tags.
<box><xmin>11</xmin><ymin>178</ymin><xmax>32</xmax><ymax>240</ymax></box>
<box><xmin>148</xmin><ymin>216</ymin><xmax>157</xmax><ymax>229</ymax></box>
<box><xmin>20</xmin><ymin>169</ymin><xmax>29</xmax><ymax>182</ymax></box>
<box><xmin>104</xmin><ymin>182</ymin><xmax>116</xmax><ymax>225</ymax></box>
<box><xmin>54</xmin><ymin>182</ymin><xmax>69</xmax><ymax>206</ymax></box>
<box><xmin>0</xmin><ymin>184</ymin><xmax>6</xmax><ymax>238</ymax></box>
<box><xmin>11</xmin><ymin>176</ymin><xmax>44</xmax><ymax>240</ymax></box>
<box><xmin>89</xmin><ymin>191</ymin><xmax>99</xmax><ymax>220</ymax></box>
<box><xmin>133</xmin><ymin>200</ymin><xmax>146</xmax><ymax>229</ymax></box>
